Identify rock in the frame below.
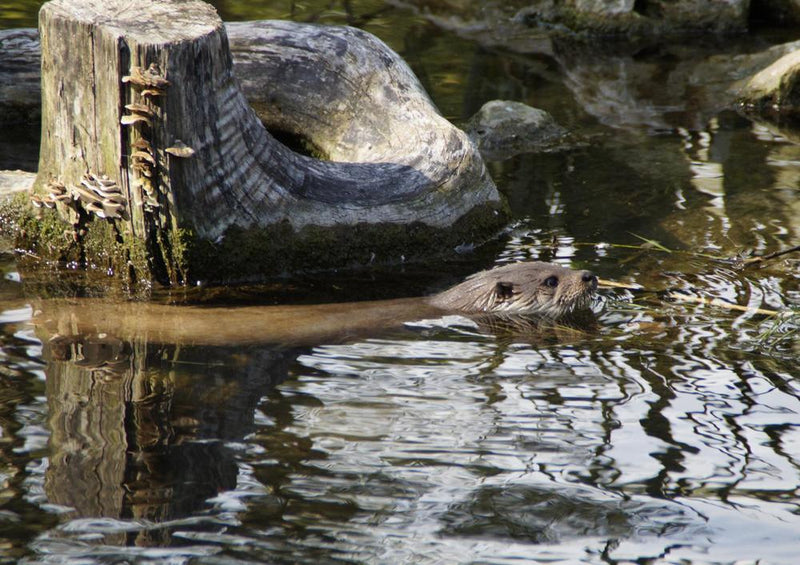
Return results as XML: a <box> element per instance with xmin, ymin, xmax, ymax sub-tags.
<box><xmin>0</xmin><ymin>170</ymin><xmax>35</xmax><ymax>196</ymax></box>
<box><xmin>551</xmin><ymin>38</ymin><xmax>800</xmax><ymax>133</ymax></box>
<box><xmin>8</xmin><ymin>19</ymin><xmax>800</xmax><ymax>146</ymax></box>
<box><xmin>391</xmin><ymin>0</ymin><xmax>750</xmax><ymax>42</ymax></box>
<box><xmin>738</xmin><ymin>49</ymin><xmax>800</xmax><ymax>118</ymax></box>
<box><xmin>464</xmin><ymin>100</ymin><xmax>570</xmax><ymax>161</ymax></box>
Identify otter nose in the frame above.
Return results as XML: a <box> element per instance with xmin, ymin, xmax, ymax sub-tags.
<box><xmin>581</xmin><ymin>271</ymin><xmax>598</xmax><ymax>290</ymax></box>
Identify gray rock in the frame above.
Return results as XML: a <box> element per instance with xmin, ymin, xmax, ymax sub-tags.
<box><xmin>738</xmin><ymin>49</ymin><xmax>800</xmax><ymax>118</ymax></box>
<box><xmin>0</xmin><ymin>170</ymin><xmax>34</xmax><ymax>197</ymax></box>
<box><xmin>465</xmin><ymin>100</ymin><xmax>570</xmax><ymax>161</ymax></box>
<box><xmin>392</xmin><ymin>0</ymin><xmax>750</xmax><ymax>42</ymax></box>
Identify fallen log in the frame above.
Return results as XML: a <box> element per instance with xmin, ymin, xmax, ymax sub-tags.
<box><xmin>5</xmin><ymin>0</ymin><xmax>505</xmax><ymax>286</ymax></box>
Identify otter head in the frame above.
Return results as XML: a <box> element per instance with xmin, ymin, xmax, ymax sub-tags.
<box><xmin>429</xmin><ymin>262</ymin><xmax>598</xmax><ymax>319</ymax></box>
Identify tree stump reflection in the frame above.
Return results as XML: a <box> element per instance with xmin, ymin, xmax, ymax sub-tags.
<box><xmin>41</xmin><ymin>327</ymin><xmax>297</xmax><ymax>545</ymax></box>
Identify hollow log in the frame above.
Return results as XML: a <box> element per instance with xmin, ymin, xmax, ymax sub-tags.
<box><xmin>19</xmin><ymin>0</ymin><xmax>504</xmax><ymax>285</ymax></box>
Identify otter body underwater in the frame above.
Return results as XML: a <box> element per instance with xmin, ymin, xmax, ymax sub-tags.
<box><xmin>35</xmin><ymin>262</ymin><xmax>598</xmax><ymax>347</ymax></box>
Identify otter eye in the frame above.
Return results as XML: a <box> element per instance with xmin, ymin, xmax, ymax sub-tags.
<box><xmin>543</xmin><ymin>276</ymin><xmax>559</xmax><ymax>288</ymax></box>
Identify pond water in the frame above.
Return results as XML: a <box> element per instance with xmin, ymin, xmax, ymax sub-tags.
<box><xmin>2</xmin><ymin>1</ymin><xmax>800</xmax><ymax>564</ymax></box>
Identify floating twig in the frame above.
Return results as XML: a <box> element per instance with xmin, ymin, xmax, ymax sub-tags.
<box><xmin>629</xmin><ymin>232</ymin><xmax>673</xmax><ymax>253</ymax></box>
<box><xmin>666</xmin><ymin>292</ymin><xmax>780</xmax><ymax>316</ymax></box>
<box><xmin>575</xmin><ymin>240</ymin><xmax>726</xmax><ymax>261</ymax></box>
<box><xmin>737</xmin><ymin>244</ymin><xmax>800</xmax><ymax>269</ymax></box>
<box><xmin>597</xmin><ymin>278</ymin><xmax>645</xmax><ymax>291</ymax></box>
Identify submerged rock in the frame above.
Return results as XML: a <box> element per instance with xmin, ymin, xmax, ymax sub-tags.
<box><xmin>465</xmin><ymin>100</ymin><xmax>570</xmax><ymax>161</ymax></box>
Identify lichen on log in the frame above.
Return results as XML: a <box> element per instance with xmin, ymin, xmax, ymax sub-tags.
<box><xmin>22</xmin><ymin>0</ymin><xmax>505</xmax><ymax>286</ymax></box>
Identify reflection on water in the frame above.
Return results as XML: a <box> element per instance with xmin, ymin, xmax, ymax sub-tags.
<box><xmin>2</xmin><ymin>289</ymin><xmax>798</xmax><ymax>563</ymax></box>
<box><xmin>3</xmin><ymin>1</ymin><xmax>800</xmax><ymax>564</ymax></box>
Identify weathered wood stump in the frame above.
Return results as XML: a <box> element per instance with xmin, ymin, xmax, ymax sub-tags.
<box><xmin>21</xmin><ymin>0</ymin><xmax>504</xmax><ymax>285</ymax></box>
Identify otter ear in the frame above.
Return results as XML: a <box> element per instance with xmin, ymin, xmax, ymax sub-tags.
<box><xmin>494</xmin><ymin>281</ymin><xmax>516</xmax><ymax>301</ymax></box>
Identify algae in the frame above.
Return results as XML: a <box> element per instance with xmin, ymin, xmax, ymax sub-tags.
<box><xmin>181</xmin><ymin>200</ymin><xmax>509</xmax><ymax>284</ymax></box>
<box><xmin>3</xmin><ymin>190</ymin><xmax>509</xmax><ymax>289</ymax></box>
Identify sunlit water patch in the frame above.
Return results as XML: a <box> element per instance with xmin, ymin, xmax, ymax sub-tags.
<box><xmin>3</xmin><ymin>232</ymin><xmax>800</xmax><ymax>565</ymax></box>
<box><xmin>168</xmin><ymin>328</ymin><xmax>796</xmax><ymax>564</ymax></box>
<box><xmin>0</xmin><ymin>253</ymin><xmax>799</xmax><ymax>565</ymax></box>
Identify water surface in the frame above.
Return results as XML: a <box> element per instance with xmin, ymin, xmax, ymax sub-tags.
<box><xmin>2</xmin><ymin>1</ymin><xmax>800</xmax><ymax>564</ymax></box>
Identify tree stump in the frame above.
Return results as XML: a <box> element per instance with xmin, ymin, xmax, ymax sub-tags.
<box><xmin>26</xmin><ymin>0</ymin><xmax>504</xmax><ymax>285</ymax></box>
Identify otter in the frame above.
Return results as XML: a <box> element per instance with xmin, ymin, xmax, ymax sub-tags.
<box><xmin>33</xmin><ymin>262</ymin><xmax>598</xmax><ymax>347</ymax></box>
<box><xmin>428</xmin><ymin>261</ymin><xmax>597</xmax><ymax>318</ymax></box>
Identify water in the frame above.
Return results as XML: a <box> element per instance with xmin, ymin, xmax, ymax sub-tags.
<box><xmin>3</xmin><ymin>1</ymin><xmax>800</xmax><ymax>564</ymax></box>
